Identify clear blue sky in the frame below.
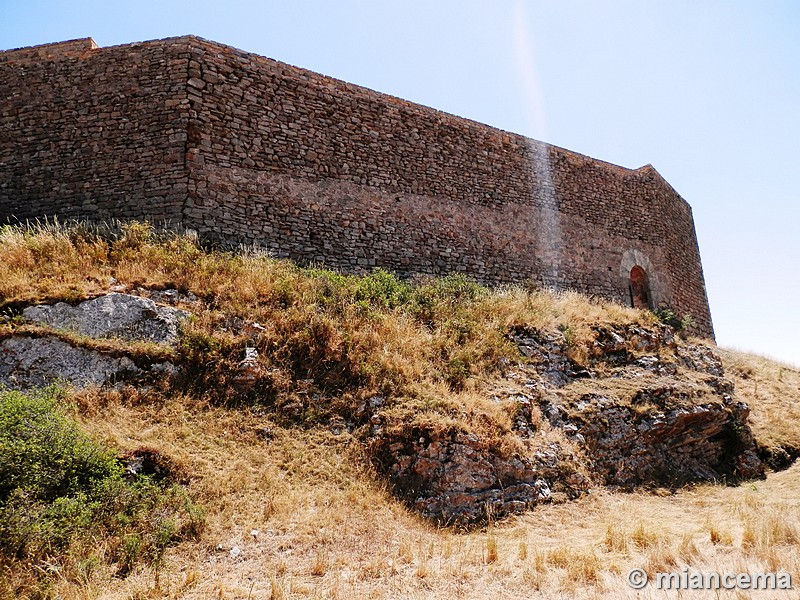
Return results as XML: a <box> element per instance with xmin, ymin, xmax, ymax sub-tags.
<box><xmin>2</xmin><ymin>1</ymin><xmax>798</xmax><ymax>366</ymax></box>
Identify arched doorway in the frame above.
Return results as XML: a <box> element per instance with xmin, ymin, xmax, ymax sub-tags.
<box><xmin>629</xmin><ymin>266</ymin><xmax>650</xmax><ymax>309</ymax></box>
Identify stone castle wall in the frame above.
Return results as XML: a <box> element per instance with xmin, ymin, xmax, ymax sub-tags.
<box><xmin>0</xmin><ymin>36</ymin><xmax>714</xmax><ymax>337</ymax></box>
<box><xmin>0</xmin><ymin>38</ymin><xmax>189</xmax><ymax>224</ymax></box>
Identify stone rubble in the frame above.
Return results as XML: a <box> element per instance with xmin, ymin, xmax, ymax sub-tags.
<box><xmin>232</xmin><ymin>346</ymin><xmax>261</xmax><ymax>391</ymax></box>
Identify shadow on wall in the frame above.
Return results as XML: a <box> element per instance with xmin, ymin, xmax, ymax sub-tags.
<box><xmin>629</xmin><ymin>265</ymin><xmax>650</xmax><ymax>310</ymax></box>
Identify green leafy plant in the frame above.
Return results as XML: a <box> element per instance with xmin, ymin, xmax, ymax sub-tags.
<box><xmin>0</xmin><ymin>385</ymin><xmax>119</xmax><ymax>505</ymax></box>
<box><xmin>0</xmin><ymin>386</ymin><xmax>203</xmax><ymax>575</ymax></box>
<box><xmin>351</xmin><ymin>268</ymin><xmax>411</xmax><ymax>311</ymax></box>
<box><xmin>654</xmin><ymin>308</ymin><xmax>694</xmax><ymax>332</ymax></box>
<box><xmin>410</xmin><ymin>273</ymin><xmax>487</xmax><ymax>327</ymax></box>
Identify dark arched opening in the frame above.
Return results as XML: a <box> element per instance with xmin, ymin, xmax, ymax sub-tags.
<box><xmin>629</xmin><ymin>266</ymin><xmax>651</xmax><ymax>310</ymax></box>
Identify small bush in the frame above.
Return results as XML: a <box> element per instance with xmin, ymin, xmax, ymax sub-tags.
<box><xmin>410</xmin><ymin>274</ymin><xmax>487</xmax><ymax>327</ymax></box>
<box><xmin>351</xmin><ymin>268</ymin><xmax>411</xmax><ymax>311</ymax></box>
<box><xmin>0</xmin><ymin>386</ymin><xmax>119</xmax><ymax>505</ymax></box>
<box><xmin>305</xmin><ymin>266</ymin><xmax>411</xmax><ymax>313</ymax></box>
<box><xmin>654</xmin><ymin>308</ymin><xmax>694</xmax><ymax>332</ymax></box>
<box><xmin>0</xmin><ymin>386</ymin><xmax>203</xmax><ymax>575</ymax></box>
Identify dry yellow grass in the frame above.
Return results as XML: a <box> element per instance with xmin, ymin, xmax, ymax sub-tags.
<box><xmin>0</xmin><ymin>223</ymin><xmax>657</xmax><ymax>465</ymax></box>
<box><xmin>718</xmin><ymin>348</ymin><xmax>800</xmax><ymax>455</ymax></box>
<box><xmin>29</xmin><ymin>388</ymin><xmax>795</xmax><ymax>600</ymax></box>
<box><xmin>3</xmin><ymin>224</ymin><xmax>800</xmax><ymax>599</ymax></box>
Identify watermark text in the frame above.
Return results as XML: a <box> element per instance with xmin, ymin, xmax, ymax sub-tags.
<box><xmin>627</xmin><ymin>567</ymin><xmax>792</xmax><ymax>590</ymax></box>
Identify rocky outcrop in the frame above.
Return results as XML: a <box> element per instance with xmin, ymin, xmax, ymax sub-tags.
<box><xmin>375</xmin><ymin>322</ymin><xmax>765</xmax><ymax>524</ymax></box>
<box><xmin>0</xmin><ymin>293</ymin><xmax>188</xmax><ymax>390</ymax></box>
<box><xmin>371</xmin><ymin>428</ymin><xmax>589</xmax><ymax>524</ymax></box>
<box><xmin>506</xmin><ymin>326</ymin><xmax>590</xmax><ymax>386</ymax></box>
<box><xmin>22</xmin><ymin>293</ymin><xmax>189</xmax><ymax>345</ymax></box>
<box><xmin>543</xmin><ymin>390</ymin><xmax>763</xmax><ymax>487</ymax></box>
<box><xmin>514</xmin><ymin>324</ymin><xmax>764</xmax><ymax>486</ymax></box>
<box><xmin>232</xmin><ymin>347</ymin><xmax>262</xmax><ymax>390</ymax></box>
<box><xmin>0</xmin><ymin>336</ymin><xmax>140</xmax><ymax>388</ymax></box>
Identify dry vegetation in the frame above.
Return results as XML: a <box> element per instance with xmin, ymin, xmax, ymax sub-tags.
<box><xmin>36</xmin><ymin>392</ymin><xmax>800</xmax><ymax>600</ymax></box>
<box><xmin>2</xmin><ymin>222</ymin><xmax>799</xmax><ymax>599</ymax></box>
<box><xmin>0</xmin><ymin>221</ymin><xmax>653</xmax><ymax>459</ymax></box>
<box><xmin>719</xmin><ymin>348</ymin><xmax>800</xmax><ymax>461</ymax></box>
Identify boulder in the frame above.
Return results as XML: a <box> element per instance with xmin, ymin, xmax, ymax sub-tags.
<box><xmin>0</xmin><ymin>336</ymin><xmax>140</xmax><ymax>388</ymax></box>
<box><xmin>0</xmin><ymin>292</ymin><xmax>189</xmax><ymax>390</ymax></box>
<box><xmin>23</xmin><ymin>292</ymin><xmax>189</xmax><ymax>345</ymax></box>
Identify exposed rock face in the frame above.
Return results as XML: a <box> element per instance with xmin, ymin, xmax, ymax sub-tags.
<box><xmin>23</xmin><ymin>293</ymin><xmax>189</xmax><ymax>345</ymax></box>
<box><xmin>507</xmin><ymin>326</ymin><xmax>588</xmax><ymax>386</ymax></box>
<box><xmin>516</xmin><ymin>324</ymin><xmax>765</xmax><ymax>486</ymax></box>
<box><xmin>375</xmin><ymin>322</ymin><xmax>764</xmax><ymax>524</ymax></box>
<box><xmin>233</xmin><ymin>347</ymin><xmax>261</xmax><ymax>390</ymax></box>
<box><xmin>371</xmin><ymin>429</ymin><xmax>589</xmax><ymax>524</ymax></box>
<box><xmin>544</xmin><ymin>391</ymin><xmax>763</xmax><ymax>487</ymax></box>
<box><xmin>0</xmin><ymin>292</ymin><xmax>188</xmax><ymax>390</ymax></box>
<box><xmin>0</xmin><ymin>336</ymin><xmax>140</xmax><ymax>388</ymax></box>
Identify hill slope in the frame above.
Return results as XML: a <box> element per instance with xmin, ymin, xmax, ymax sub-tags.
<box><xmin>1</xmin><ymin>223</ymin><xmax>798</xmax><ymax>599</ymax></box>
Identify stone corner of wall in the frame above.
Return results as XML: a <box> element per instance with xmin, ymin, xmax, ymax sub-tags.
<box><xmin>0</xmin><ymin>37</ymin><xmax>100</xmax><ymax>64</ymax></box>
<box><xmin>642</xmin><ymin>163</ymin><xmax>695</xmax><ymax>213</ymax></box>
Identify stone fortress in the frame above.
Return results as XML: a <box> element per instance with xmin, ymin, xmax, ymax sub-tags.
<box><xmin>0</xmin><ymin>36</ymin><xmax>713</xmax><ymax>337</ymax></box>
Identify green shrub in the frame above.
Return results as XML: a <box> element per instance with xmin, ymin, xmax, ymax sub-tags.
<box><xmin>654</xmin><ymin>308</ymin><xmax>695</xmax><ymax>332</ymax></box>
<box><xmin>410</xmin><ymin>274</ymin><xmax>487</xmax><ymax>327</ymax></box>
<box><xmin>0</xmin><ymin>386</ymin><xmax>203</xmax><ymax>573</ymax></box>
<box><xmin>351</xmin><ymin>268</ymin><xmax>411</xmax><ymax>311</ymax></box>
<box><xmin>305</xmin><ymin>266</ymin><xmax>411</xmax><ymax>313</ymax></box>
<box><xmin>0</xmin><ymin>386</ymin><xmax>119</xmax><ymax>505</ymax></box>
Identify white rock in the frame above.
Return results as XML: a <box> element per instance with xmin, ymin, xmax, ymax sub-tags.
<box><xmin>23</xmin><ymin>293</ymin><xmax>190</xmax><ymax>345</ymax></box>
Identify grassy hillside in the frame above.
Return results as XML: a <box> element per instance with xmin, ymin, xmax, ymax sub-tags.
<box><xmin>1</xmin><ymin>222</ymin><xmax>799</xmax><ymax>599</ymax></box>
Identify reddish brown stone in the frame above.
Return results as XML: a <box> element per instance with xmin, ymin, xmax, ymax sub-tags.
<box><xmin>0</xmin><ymin>36</ymin><xmax>714</xmax><ymax>338</ymax></box>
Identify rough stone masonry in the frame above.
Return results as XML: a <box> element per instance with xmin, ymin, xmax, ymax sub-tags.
<box><xmin>0</xmin><ymin>36</ymin><xmax>714</xmax><ymax>337</ymax></box>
